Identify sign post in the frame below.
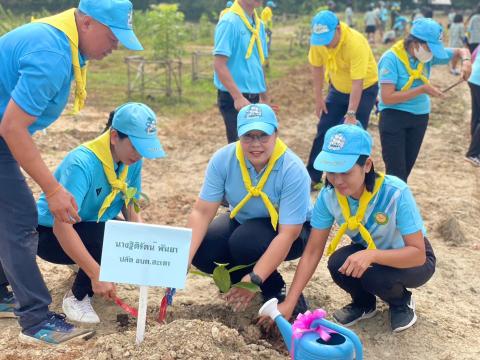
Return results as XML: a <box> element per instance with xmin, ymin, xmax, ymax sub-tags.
<box><xmin>100</xmin><ymin>220</ymin><xmax>192</xmax><ymax>345</ymax></box>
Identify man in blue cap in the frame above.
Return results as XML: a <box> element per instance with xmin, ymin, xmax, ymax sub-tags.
<box><xmin>306</xmin><ymin>10</ymin><xmax>378</xmax><ymax>191</ymax></box>
<box><xmin>214</xmin><ymin>0</ymin><xmax>272</xmax><ymax>143</ymax></box>
<box><xmin>378</xmin><ymin>17</ymin><xmax>471</xmax><ymax>181</ymax></box>
<box><xmin>0</xmin><ymin>0</ymin><xmax>142</xmax><ymax>344</ymax></box>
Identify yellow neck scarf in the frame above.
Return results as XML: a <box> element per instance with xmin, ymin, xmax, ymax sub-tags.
<box><xmin>326</xmin><ymin>173</ymin><xmax>385</xmax><ymax>256</ymax></box>
<box><xmin>230</xmin><ymin>139</ymin><xmax>287</xmax><ymax>230</ymax></box>
<box><xmin>83</xmin><ymin>131</ymin><xmax>138</xmax><ymax>222</ymax></box>
<box><xmin>230</xmin><ymin>1</ymin><xmax>265</xmax><ymax>64</ymax></box>
<box><xmin>33</xmin><ymin>8</ymin><xmax>88</xmax><ymax>114</ymax></box>
<box><xmin>324</xmin><ymin>22</ymin><xmax>347</xmax><ymax>82</ymax></box>
<box><xmin>391</xmin><ymin>40</ymin><xmax>429</xmax><ymax>91</ymax></box>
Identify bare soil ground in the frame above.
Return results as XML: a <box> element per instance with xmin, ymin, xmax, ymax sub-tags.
<box><xmin>0</xmin><ymin>64</ymin><xmax>479</xmax><ymax>359</ymax></box>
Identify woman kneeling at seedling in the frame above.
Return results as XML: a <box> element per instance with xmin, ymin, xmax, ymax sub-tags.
<box><xmin>278</xmin><ymin>124</ymin><xmax>436</xmax><ymax>333</ymax></box>
<box><xmin>35</xmin><ymin>102</ymin><xmax>165</xmax><ymax>323</ymax></box>
<box><xmin>188</xmin><ymin>104</ymin><xmax>311</xmax><ymax>313</ymax></box>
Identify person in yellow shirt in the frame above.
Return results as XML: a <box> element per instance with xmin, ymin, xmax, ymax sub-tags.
<box><xmin>261</xmin><ymin>1</ymin><xmax>276</xmax><ymax>52</ymax></box>
<box><xmin>219</xmin><ymin>1</ymin><xmax>234</xmax><ymax>20</ymax></box>
<box><xmin>306</xmin><ymin>10</ymin><xmax>378</xmax><ymax>191</ymax></box>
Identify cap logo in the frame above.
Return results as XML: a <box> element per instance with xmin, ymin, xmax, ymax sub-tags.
<box><xmin>145</xmin><ymin>118</ymin><xmax>157</xmax><ymax>135</ymax></box>
<box><xmin>128</xmin><ymin>10</ymin><xmax>133</xmax><ymax>29</ymax></box>
<box><xmin>328</xmin><ymin>133</ymin><xmax>346</xmax><ymax>151</ymax></box>
<box><xmin>313</xmin><ymin>24</ymin><xmax>330</xmax><ymax>34</ymax></box>
<box><xmin>246</xmin><ymin>105</ymin><xmax>262</xmax><ymax>119</ymax></box>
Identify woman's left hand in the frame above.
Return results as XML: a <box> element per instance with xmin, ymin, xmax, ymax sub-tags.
<box><xmin>338</xmin><ymin>250</ymin><xmax>377</xmax><ymax>278</ymax></box>
<box><xmin>224</xmin><ymin>277</ymin><xmax>257</xmax><ymax>312</ymax></box>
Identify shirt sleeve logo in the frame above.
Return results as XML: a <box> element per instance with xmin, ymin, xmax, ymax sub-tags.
<box><xmin>374</xmin><ymin>212</ymin><xmax>389</xmax><ymax>225</ymax></box>
<box><xmin>96</xmin><ymin>187</ymin><xmax>103</xmax><ymax>196</ymax></box>
<box><xmin>327</xmin><ymin>133</ymin><xmax>346</xmax><ymax>151</ymax></box>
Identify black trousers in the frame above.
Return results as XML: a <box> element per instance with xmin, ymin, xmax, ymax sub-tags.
<box><xmin>327</xmin><ymin>238</ymin><xmax>436</xmax><ymax>307</ymax></box>
<box><xmin>466</xmin><ymin>82</ymin><xmax>480</xmax><ymax>157</ymax></box>
<box><xmin>217</xmin><ymin>90</ymin><xmax>260</xmax><ymax>143</ymax></box>
<box><xmin>192</xmin><ymin>214</ymin><xmax>310</xmax><ymax>298</ymax></box>
<box><xmin>379</xmin><ymin>108</ymin><xmax>429</xmax><ymax>182</ymax></box>
<box><xmin>306</xmin><ymin>83</ymin><xmax>379</xmax><ymax>183</ymax></box>
<box><xmin>37</xmin><ymin>222</ymin><xmax>106</xmax><ymax>300</ymax></box>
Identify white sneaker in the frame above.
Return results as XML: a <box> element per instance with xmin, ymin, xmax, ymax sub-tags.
<box><xmin>62</xmin><ymin>292</ymin><xmax>100</xmax><ymax>324</ymax></box>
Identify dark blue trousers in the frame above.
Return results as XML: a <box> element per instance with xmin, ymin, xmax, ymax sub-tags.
<box><xmin>306</xmin><ymin>83</ymin><xmax>379</xmax><ymax>183</ymax></box>
<box><xmin>0</xmin><ymin>138</ymin><xmax>51</xmax><ymax>330</ymax></box>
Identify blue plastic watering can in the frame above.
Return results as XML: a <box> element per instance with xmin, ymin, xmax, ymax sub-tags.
<box><xmin>259</xmin><ymin>298</ymin><xmax>363</xmax><ymax>360</ymax></box>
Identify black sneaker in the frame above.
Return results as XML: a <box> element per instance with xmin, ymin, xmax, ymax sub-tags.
<box><xmin>333</xmin><ymin>302</ymin><xmax>377</xmax><ymax>327</ymax></box>
<box><xmin>390</xmin><ymin>296</ymin><xmax>416</xmax><ymax>333</ymax></box>
<box><xmin>292</xmin><ymin>293</ymin><xmax>309</xmax><ymax>317</ymax></box>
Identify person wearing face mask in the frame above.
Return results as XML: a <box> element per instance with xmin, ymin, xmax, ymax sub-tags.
<box><xmin>187</xmin><ymin>104</ymin><xmax>311</xmax><ymax>314</ymax></box>
<box><xmin>0</xmin><ymin>0</ymin><xmax>143</xmax><ymax>345</ymax></box>
<box><xmin>306</xmin><ymin>10</ymin><xmax>378</xmax><ymax>192</ymax></box>
<box><xmin>34</xmin><ymin>103</ymin><xmax>165</xmax><ymax>325</ymax></box>
<box><xmin>378</xmin><ymin>18</ymin><xmax>472</xmax><ymax>182</ymax></box>
<box><xmin>277</xmin><ymin>124</ymin><xmax>436</xmax><ymax>333</ymax></box>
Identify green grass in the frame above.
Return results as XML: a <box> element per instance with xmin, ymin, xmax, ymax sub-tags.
<box><xmin>85</xmin><ymin>22</ymin><xmax>309</xmax><ymax>117</ymax></box>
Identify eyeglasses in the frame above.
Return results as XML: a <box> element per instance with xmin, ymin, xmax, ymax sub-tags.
<box><xmin>239</xmin><ymin>133</ymin><xmax>272</xmax><ymax>144</ymax></box>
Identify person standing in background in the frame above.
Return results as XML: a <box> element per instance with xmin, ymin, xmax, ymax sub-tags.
<box><xmin>306</xmin><ymin>10</ymin><xmax>378</xmax><ymax>191</ymax></box>
<box><xmin>213</xmin><ymin>0</ymin><xmax>272</xmax><ymax>143</ymax></box>
<box><xmin>467</xmin><ymin>6</ymin><xmax>480</xmax><ymax>54</ymax></box>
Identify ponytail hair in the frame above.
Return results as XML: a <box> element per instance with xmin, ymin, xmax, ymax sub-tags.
<box><xmin>103</xmin><ymin>110</ymin><xmax>128</xmax><ymax>138</ymax></box>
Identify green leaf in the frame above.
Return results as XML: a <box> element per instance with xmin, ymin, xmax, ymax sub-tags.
<box><xmin>228</xmin><ymin>262</ymin><xmax>256</xmax><ymax>273</ymax></box>
<box><xmin>133</xmin><ymin>201</ymin><xmax>141</xmax><ymax>213</ymax></box>
<box><xmin>126</xmin><ymin>187</ymin><xmax>137</xmax><ymax>199</ymax></box>
<box><xmin>232</xmin><ymin>282</ymin><xmax>261</xmax><ymax>293</ymax></box>
<box><xmin>189</xmin><ymin>270</ymin><xmax>212</xmax><ymax>278</ymax></box>
<box><xmin>213</xmin><ymin>265</ymin><xmax>231</xmax><ymax>293</ymax></box>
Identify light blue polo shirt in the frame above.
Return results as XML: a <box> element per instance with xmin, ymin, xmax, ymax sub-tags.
<box><xmin>311</xmin><ymin>175</ymin><xmax>426</xmax><ymax>250</ymax></box>
<box><xmin>37</xmin><ymin>146</ymin><xmax>142</xmax><ymax>227</ymax></box>
<box><xmin>0</xmin><ymin>23</ymin><xmax>84</xmax><ymax>134</ymax></box>
<box><xmin>200</xmin><ymin>142</ymin><xmax>311</xmax><ymax>225</ymax></box>
<box><xmin>213</xmin><ymin>11</ymin><xmax>268</xmax><ymax>94</ymax></box>
<box><xmin>378</xmin><ymin>48</ymin><xmax>454</xmax><ymax>114</ymax></box>
<box><xmin>469</xmin><ymin>53</ymin><xmax>480</xmax><ymax>87</ymax></box>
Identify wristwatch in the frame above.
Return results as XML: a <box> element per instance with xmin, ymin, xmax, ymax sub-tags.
<box><xmin>345</xmin><ymin>110</ymin><xmax>356</xmax><ymax>118</ymax></box>
<box><xmin>248</xmin><ymin>271</ymin><xmax>263</xmax><ymax>286</ymax></box>
<box><xmin>461</xmin><ymin>57</ymin><xmax>471</xmax><ymax>62</ymax></box>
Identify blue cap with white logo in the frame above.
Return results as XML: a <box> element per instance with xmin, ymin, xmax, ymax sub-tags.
<box><xmin>112</xmin><ymin>102</ymin><xmax>165</xmax><ymax>159</ymax></box>
<box><xmin>237</xmin><ymin>104</ymin><xmax>278</xmax><ymax>137</ymax></box>
<box><xmin>78</xmin><ymin>0</ymin><xmax>143</xmax><ymax>51</ymax></box>
<box><xmin>310</xmin><ymin>10</ymin><xmax>339</xmax><ymax>46</ymax></box>
<box><xmin>226</xmin><ymin>1</ymin><xmax>233</xmax><ymax>7</ymax></box>
<box><xmin>314</xmin><ymin>124</ymin><xmax>372</xmax><ymax>173</ymax></box>
<box><xmin>410</xmin><ymin>18</ymin><xmax>447</xmax><ymax>59</ymax></box>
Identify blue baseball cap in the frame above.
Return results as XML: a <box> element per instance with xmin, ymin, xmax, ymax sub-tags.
<box><xmin>112</xmin><ymin>102</ymin><xmax>165</xmax><ymax>159</ymax></box>
<box><xmin>226</xmin><ymin>1</ymin><xmax>233</xmax><ymax>7</ymax></box>
<box><xmin>237</xmin><ymin>104</ymin><xmax>278</xmax><ymax>137</ymax></box>
<box><xmin>78</xmin><ymin>0</ymin><xmax>143</xmax><ymax>51</ymax></box>
<box><xmin>267</xmin><ymin>1</ymin><xmax>277</xmax><ymax>8</ymax></box>
<box><xmin>410</xmin><ymin>18</ymin><xmax>448</xmax><ymax>59</ymax></box>
<box><xmin>310</xmin><ymin>10</ymin><xmax>339</xmax><ymax>46</ymax></box>
<box><xmin>314</xmin><ymin>124</ymin><xmax>372</xmax><ymax>173</ymax></box>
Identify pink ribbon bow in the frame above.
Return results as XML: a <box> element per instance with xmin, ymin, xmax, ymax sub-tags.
<box><xmin>290</xmin><ymin>309</ymin><xmax>335</xmax><ymax>359</ymax></box>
